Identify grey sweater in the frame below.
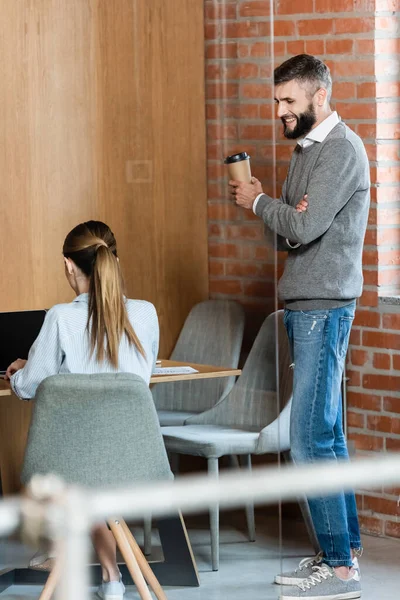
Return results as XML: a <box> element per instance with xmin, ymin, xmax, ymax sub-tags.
<box><xmin>255</xmin><ymin>121</ymin><xmax>370</xmax><ymax>309</ymax></box>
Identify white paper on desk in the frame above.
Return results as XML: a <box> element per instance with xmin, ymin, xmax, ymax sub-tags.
<box><xmin>153</xmin><ymin>366</ymin><xmax>199</xmax><ymax>375</ymax></box>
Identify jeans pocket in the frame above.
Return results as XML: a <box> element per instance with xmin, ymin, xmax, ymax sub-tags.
<box><xmin>337</xmin><ymin>316</ymin><xmax>353</xmax><ymax>361</ymax></box>
<box><xmin>300</xmin><ymin>310</ymin><xmax>329</xmax><ymax>319</ymax></box>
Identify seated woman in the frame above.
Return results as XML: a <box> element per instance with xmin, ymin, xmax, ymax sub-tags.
<box><xmin>5</xmin><ymin>220</ymin><xmax>159</xmax><ymax>600</ymax></box>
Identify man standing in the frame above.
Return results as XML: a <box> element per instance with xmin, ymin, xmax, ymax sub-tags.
<box><xmin>230</xmin><ymin>55</ymin><xmax>369</xmax><ymax>600</ymax></box>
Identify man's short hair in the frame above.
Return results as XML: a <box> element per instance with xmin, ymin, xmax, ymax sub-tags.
<box><xmin>274</xmin><ymin>54</ymin><xmax>332</xmax><ymax>102</ymax></box>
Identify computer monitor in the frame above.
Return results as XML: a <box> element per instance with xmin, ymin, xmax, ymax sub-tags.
<box><xmin>0</xmin><ymin>310</ymin><xmax>47</xmax><ymax>374</ymax></box>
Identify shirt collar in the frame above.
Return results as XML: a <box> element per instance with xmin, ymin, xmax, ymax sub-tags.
<box><xmin>73</xmin><ymin>292</ymin><xmax>89</xmax><ymax>303</ymax></box>
<box><xmin>297</xmin><ymin>111</ymin><xmax>340</xmax><ymax>148</ymax></box>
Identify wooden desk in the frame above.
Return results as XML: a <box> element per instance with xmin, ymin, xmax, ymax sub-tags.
<box><xmin>0</xmin><ymin>362</ymin><xmax>242</xmax><ymax>590</ymax></box>
<box><xmin>0</xmin><ymin>361</ymin><xmax>241</xmax><ymax>494</ymax></box>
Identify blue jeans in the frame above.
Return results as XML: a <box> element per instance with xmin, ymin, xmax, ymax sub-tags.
<box><xmin>284</xmin><ymin>302</ymin><xmax>362</xmax><ymax>567</ymax></box>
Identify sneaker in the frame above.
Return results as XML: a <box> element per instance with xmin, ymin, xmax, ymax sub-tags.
<box><xmin>275</xmin><ymin>553</ymin><xmax>324</xmax><ymax>585</ymax></box>
<box><xmin>96</xmin><ymin>573</ymin><xmax>125</xmax><ymax>600</ymax></box>
<box><xmin>275</xmin><ymin>555</ymin><xmax>360</xmax><ymax>586</ymax></box>
<box><xmin>278</xmin><ymin>564</ymin><xmax>361</xmax><ymax>599</ymax></box>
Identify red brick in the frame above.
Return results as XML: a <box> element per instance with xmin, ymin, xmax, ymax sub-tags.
<box><xmin>359</xmin><ymin>290</ymin><xmax>378</xmax><ymax>307</ymax></box>
<box><xmin>357</xmin><ymin>123</ymin><xmax>377</xmax><ymax>139</ymax></box>
<box><xmin>207</xmin><ymin>82</ymin><xmax>238</xmax><ymax>100</ymax></box>
<box><xmin>336</xmin><ymin>102</ymin><xmax>376</xmax><ymax>121</ymax></box>
<box><xmin>347</xmin><ymin>391</ymin><xmax>382</xmax><ymax>411</ymax></box>
<box><xmin>326</xmin><ymin>39</ymin><xmax>354</xmax><ymax>54</ymax></box>
<box><xmin>363</xmin><ymin>227</ymin><xmax>377</xmax><ymax>244</ymax></box>
<box><xmin>382</xmin><ymin>314</ymin><xmax>400</xmax><ymax>330</ymax></box>
<box><xmin>224</xmin><ymin>21</ymin><xmax>269</xmax><ymax>39</ymax></box>
<box><xmin>239</xmin><ymin>1</ymin><xmax>271</xmax><ymax>17</ymax></box>
<box><xmin>377</xmin><ymin>144</ymin><xmax>400</xmax><ymax>162</ymax></box>
<box><xmin>355</xmin><ymin>39</ymin><xmax>375</xmax><ymax>55</ymax></box>
<box><xmin>376</xmin><ymin>123</ymin><xmax>400</xmax><ymax>141</ymax></box>
<box><xmin>206</xmin><ymin>42</ymin><xmax>238</xmax><ymax>59</ymax></box>
<box><xmin>243</xmin><ymin>280</ymin><xmax>275</xmax><ymax>298</ymax></box>
<box><xmin>274</xmin><ymin>20</ymin><xmax>296</xmax><ymax>37</ymax></box>
<box><xmin>359</xmin><ymin>515</ymin><xmax>383</xmax><ymax>536</ymax></box>
<box><xmin>242</xmin><ymin>83</ymin><xmax>272</xmax><ymax>99</ymax></box>
<box><xmin>363</xmin><ymin>495</ymin><xmax>400</xmax><ymax>516</ymax></box>
<box><xmin>226</xmin><ymin>262</ymin><xmax>264</xmax><ymax>278</ymax></box>
<box><xmin>377</xmin><ymin>166</ymin><xmax>400</xmax><ymax>184</ymax></box>
<box><xmin>363</xmin><ymin>373</ymin><xmax>400</xmax><ymax>392</ymax></box>
<box><xmin>384</xmin><ymin>396</ymin><xmax>400</xmax><ymax>413</ymax></box>
<box><xmin>353</xmin><ymin>310</ymin><xmax>380</xmax><ymax>329</ymax></box>
<box><xmin>204</xmin><ymin>2</ymin><xmax>236</xmax><ymax>20</ymax></box>
<box><xmin>209</xmin><ymin>223</ymin><xmax>225</xmax><ymax>238</ymax></box>
<box><xmin>375</xmin><ymin>38</ymin><xmax>400</xmax><ymax>55</ymax></box>
<box><xmin>287</xmin><ymin>40</ymin><xmax>306</xmax><ymax>55</ymax></box>
<box><xmin>347</xmin><ymin>411</ymin><xmax>365</xmax><ymax>428</ymax></box>
<box><xmin>357</xmin><ymin>82</ymin><xmax>376</xmax><ymax>99</ymax></box>
<box><xmin>394</xmin><ymin>356</ymin><xmax>400</xmax><ymax>371</ymax></box>
<box><xmin>349</xmin><ymin>328</ymin><xmax>361</xmax><ymax>345</ymax></box>
<box><xmin>335</xmin><ymin>60</ymin><xmax>374</xmax><ymax>77</ymax></box>
<box><xmin>298</xmin><ymin>19</ymin><xmax>334</xmax><ymax>36</ymax></box>
<box><xmin>375</xmin><ymin>16</ymin><xmax>399</xmax><ymax>34</ymax></box>
<box><xmin>362</xmin><ymin>269</ymin><xmax>378</xmax><ymax>286</ymax></box>
<box><xmin>238</xmin><ymin>42</ymin><xmax>268</xmax><ymax>58</ymax></box>
<box><xmin>209</xmin><ymin>279</ymin><xmax>242</xmax><ymax>295</ymax></box>
<box><xmin>226</xmin><ymin>224</ymin><xmax>263</xmax><ymax>241</ymax></box>
<box><xmin>334</xmin><ymin>82</ymin><xmax>356</xmax><ymax>100</ymax></box>
<box><xmin>351</xmin><ymin>349</ymin><xmax>369</xmax><ymax>366</ymax></box>
<box><xmin>305</xmin><ymin>40</ymin><xmax>325</xmax><ymax>55</ymax></box>
<box><xmin>315</xmin><ymin>0</ymin><xmax>367</xmax><ymax>11</ymax></box>
<box><xmin>385</xmin><ymin>521</ymin><xmax>400</xmax><ymax>538</ymax></box>
<box><xmin>373</xmin><ymin>353</ymin><xmax>391</xmax><ymax>370</ymax></box>
<box><xmin>275</xmin><ymin>0</ymin><xmax>314</xmax><ymax>14</ymax></box>
<box><xmin>386</xmin><ymin>437</ymin><xmax>400</xmax><ymax>451</ymax></box>
<box><xmin>346</xmin><ymin>369</ymin><xmax>361</xmax><ymax>387</ymax></box>
<box><xmin>208</xmin><ymin>203</ymin><xmax>238</xmax><ymax>221</ymax></box>
<box><xmin>362</xmin><ymin>249</ymin><xmax>379</xmax><ymax>266</ymax></box>
<box><xmin>348</xmin><ymin>433</ymin><xmax>383</xmax><ymax>451</ymax></box>
<box><xmin>209</xmin><ymin>260</ymin><xmax>225</xmax><ymax>277</ymax></box>
<box><xmin>368</xmin><ymin>414</ymin><xmax>400</xmax><ymax>434</ymax></box>
<box><xmin>335</xmin><ymin>18</ymin><xmax>374</xmax><ymax>34</ymax></box>
<box><xmin>240</xmin><ymin>124</ymin><xmax>272</xmax><ymax>140</ymax></box>
<box><xmin>209</xmin><ymin>243</ymin><xmax>240</xmax><ymax>259</ymax></box>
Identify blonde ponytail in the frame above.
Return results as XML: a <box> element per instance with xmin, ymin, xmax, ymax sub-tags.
<box><xmin>63</xmin><ymin>221</ymin><xmax>145</xmax><ymax>368</ymax></box>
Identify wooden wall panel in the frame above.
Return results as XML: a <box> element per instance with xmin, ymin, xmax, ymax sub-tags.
<box><xmin>0</xmin><ymin>0</ymin><xmax>208</xmax><ymax>358</ymax></box>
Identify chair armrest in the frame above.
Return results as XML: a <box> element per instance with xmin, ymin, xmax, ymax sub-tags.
<box><xmin>255</xmin><ymin>398</ymin><xmax>292</xmax><ymax>454</ymax></box>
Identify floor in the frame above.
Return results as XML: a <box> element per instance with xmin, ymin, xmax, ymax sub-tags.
<box><xmin>0</xmin><ymin>510</ymin><xmax>398</xmax><ymax>599</ymax></box>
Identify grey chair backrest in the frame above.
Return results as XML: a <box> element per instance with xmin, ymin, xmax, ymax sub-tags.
<box><xmin>22</xmin><ymin>373</ymin><xmax>173</xmax><ymax>488</ymax></box>
<box><xmin>152</xmin><ymin>300</ymin><xmax>245</xmax><ymax>413</ymax></box>
<box><xmin>187</xmin><ymin>310</ymin><xmax>292</xmax><ymax>431</ymax></box>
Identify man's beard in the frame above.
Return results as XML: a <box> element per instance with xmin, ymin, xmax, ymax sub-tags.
<box><xmin>282</xmin><ymin>104</ymin><xmax>317</xmax><ymax>140</ymax></box>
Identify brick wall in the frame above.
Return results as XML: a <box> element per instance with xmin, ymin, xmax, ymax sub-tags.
<box><xmin>205</xmin><ymin>0</ymin><xmax>400</xmax><ymax>538</ymax></box>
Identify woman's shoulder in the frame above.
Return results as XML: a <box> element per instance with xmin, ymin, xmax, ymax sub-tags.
<box><xmin>125</xmin><ymin>299</ymin><xmax>158</xmax><ymax>323</ymax></box>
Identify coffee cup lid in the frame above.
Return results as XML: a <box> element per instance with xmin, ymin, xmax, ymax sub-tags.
<box><xmin>224</xmin><ymin>151</ymin><xmax>250</xmax><ymax>164</ymax></box>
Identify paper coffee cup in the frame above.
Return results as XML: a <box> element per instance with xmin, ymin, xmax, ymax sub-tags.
<box><xmin>224</xmin><ymin>151</ymin><xmax>252</xmax><ymax>182</ymax></box>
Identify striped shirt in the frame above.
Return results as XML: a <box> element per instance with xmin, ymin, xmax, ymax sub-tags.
<box><xmin>10</xmin><ymin>293</ymin><xmax>159</xmax><ymax>400</ymax></box>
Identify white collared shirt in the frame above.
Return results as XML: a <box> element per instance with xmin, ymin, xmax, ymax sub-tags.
<box><xmin>10</xmin><ymin>293</ymin><xmax>159</xmax><ymax>399</ymax></box>
<box><xmin>253</xmin><ymin>111</ymin><xmax>340</xmax><ymax>214</ymax></box>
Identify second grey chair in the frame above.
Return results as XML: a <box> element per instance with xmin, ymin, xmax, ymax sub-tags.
<box><xmin>152</xmin><ymin>300</ymin><xmax>245</xmax><ymax>426</ymax></box>
<box><xmin>22</xmin><ymin>373</ymin><xmax>174</xmax><ymax>600</ymax></box>
<box><xmin>161</xmin><ymin>310</ymin><xmax>294</xmax><ymax>571</ymax></box>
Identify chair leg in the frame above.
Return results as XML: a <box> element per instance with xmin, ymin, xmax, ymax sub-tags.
<box><xmin>208</xmin><ymin>457</ymin><xmax>219</xmax><ymax>571</ymax></box>
<box><xmin>108</xmin><ymin>518</ymin><xmax>152</xmax><ymax>600</ymax></box>
<box><xmin>38</xmin><ymin>556</ymin><xmax>62</xmax><ymax>600</ymax></box>
<box><xmin>240</xmin><ymin>454</ymin><xmax>256</xmax><ymax>542</ymax></box>
<box><xmin>143</xmin><ymin>516</ymin><xmax>152</xmax><ymax>555</ymax></box>
<box><xmin>120</xmin><ymin>519</ymin><xmax>167</xmax><ymax>600</ymax></box>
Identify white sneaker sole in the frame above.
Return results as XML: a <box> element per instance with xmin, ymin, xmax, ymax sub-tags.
<box><xmin>275</xmin><ymin>575</ymin><xmax>311</xmax><ymax>585</ymax></box>
<box><xmin>280</xmin><ymin>592</ymin><xmax>361</xmax><ymax>600</ymax></box>
<box><xmin>96</xmin><ymin>593</ymin><xmax>124</xmax><ymax>600</ymax></box>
